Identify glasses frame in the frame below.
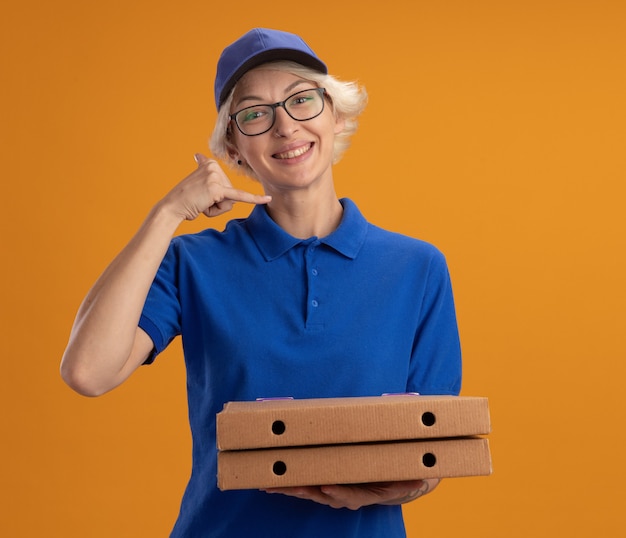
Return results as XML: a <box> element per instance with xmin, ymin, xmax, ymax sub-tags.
<box><xmin>229</xmin><ymin>87</ymin><xmax>327</xmax><ymax>137</ymax></box>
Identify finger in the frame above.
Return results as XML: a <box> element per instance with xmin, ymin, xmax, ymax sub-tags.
<box><xmin>203</xmin><ymin>192</ymin><xmax>271</xmax><ymax>218</ymax></box>
<box><xmin>319</xmin><ymin>483</ymin><xmax>406</xmax><ymax>508</ymax></box>
<box><xmin>262</xmin><ymin>486</ymin><xmax>332</xmax><ymax>505</ymax></box>
<box><xmin>194</xmin><ymin>153</ymin><xmax>211</xmax><ymax>165</ymax></box>
<box><xmin>262</xmin><ymin>486</ymin><xmax>312</xmax><ymax>496</ymax></box>
<box><xmin>222</xmin><ymin>186</ymin><xmax>272</xmax><ymax>206</ymax></box>
<box><xmin>211</xmin><ymin>198</ymin><xmax>234</xmax><ymax>211</ymax></box>
<box><xmin>315</xmin><ymin>486</ymin><xmax>364</xmax><ymax>510</ymax></box>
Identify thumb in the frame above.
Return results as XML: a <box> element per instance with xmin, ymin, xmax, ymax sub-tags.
<box><xmin>194</xmin><ymin>153</ymin><xmax>211</xmax><ymax>166</ymax></box>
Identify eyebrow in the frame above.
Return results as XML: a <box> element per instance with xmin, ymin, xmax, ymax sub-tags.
<box><xmin>234</xmin><ymin>79</ymin><xmax>313</xmax><ymax>108</ymax></box>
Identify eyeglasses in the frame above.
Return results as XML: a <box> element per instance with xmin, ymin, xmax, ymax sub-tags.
<box><xmin>229</xmin><ymin>87</ymin><xmax>327</xmax><ymax>136</ymax></box>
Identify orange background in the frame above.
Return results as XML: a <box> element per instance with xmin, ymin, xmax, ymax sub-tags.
<box><xmin>2</xmin><ymin>1</ymin><xmax>625</xmax><ymax>536</ymax></box>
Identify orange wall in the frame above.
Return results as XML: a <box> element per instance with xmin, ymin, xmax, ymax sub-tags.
<box><xmin>2</xmin><ymin>1</ymin><xmax>625</xmax><ymax>536</ymax></box>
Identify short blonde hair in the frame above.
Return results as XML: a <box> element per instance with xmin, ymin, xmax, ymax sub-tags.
<box><xmin>209</xmin><ymin>61</ymin><xmax>367</xmax><ymax>174</ymax></box>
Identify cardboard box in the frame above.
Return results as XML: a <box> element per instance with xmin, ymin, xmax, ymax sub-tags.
<box><xmin>217</xmin><ymin>395</ymin><xmax>491</xmax><ymax>450</ymax></box>
<box><xmin>217</xmin><ymin>437</ymin><xmax>492</xmax><ymax>490</ymax></box>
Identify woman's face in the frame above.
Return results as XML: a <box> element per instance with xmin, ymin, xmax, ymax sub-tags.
<box><xmin>229</xmin><ymin>67</ymin><xmax>345</xmax><ymax>194</ymax></box>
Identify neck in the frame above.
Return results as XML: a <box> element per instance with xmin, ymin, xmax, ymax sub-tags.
<box><xmin>265</xmin><ymin>190</ymin><xmax>343</xmax><ymax>239</ymax></box>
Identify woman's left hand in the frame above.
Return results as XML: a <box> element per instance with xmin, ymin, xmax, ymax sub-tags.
<box><xmin>261</xmin><ymin>479</ymin><xmax>440</xmax><ymax>510</ymax></box>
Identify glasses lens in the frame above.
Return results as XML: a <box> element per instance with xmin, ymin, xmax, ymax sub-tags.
<box><xmin>235</xmin><ymin>105</ymin><xmax>274</xmax><ymax>136</ymax></box>
<box><xmin>285</xmin><ymin>88</ymin><xmax>325</xmax><ymax>121</ymax></box>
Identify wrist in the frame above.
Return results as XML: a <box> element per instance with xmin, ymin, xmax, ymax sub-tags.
<box><xmin>148</xmin><ymin>200</ymin><xmax>186</xmax><ymax>232</ymax></box>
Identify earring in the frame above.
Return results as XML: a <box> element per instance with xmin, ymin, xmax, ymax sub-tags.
<box><xmin>237</xmin><ymin>159</ymin><xmax>243</xmax><ymax>166</ymax></box>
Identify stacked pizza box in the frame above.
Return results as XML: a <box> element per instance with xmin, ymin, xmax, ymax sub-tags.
<box><xmin>216</xmin><ymin>394</ymin><xmax>492</xmax><ymax>490</ymax></box>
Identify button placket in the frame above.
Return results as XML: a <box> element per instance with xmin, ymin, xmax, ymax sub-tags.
<box><xmin>304</xmin><ymin>240</ymin><xmax>322</xmax><ymax>326</ymax></box>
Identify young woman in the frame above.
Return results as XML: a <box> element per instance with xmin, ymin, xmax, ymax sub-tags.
<box><xmin>61</xmin><ymin>28</ymin><xmax>462</xmax><ymax>538</ymax></box>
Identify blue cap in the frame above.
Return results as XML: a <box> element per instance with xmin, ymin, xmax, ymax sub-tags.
<box><xmin>214</xmin><ymin>28</ymin><xmax>327</xmax><ymax>109</ymax></box>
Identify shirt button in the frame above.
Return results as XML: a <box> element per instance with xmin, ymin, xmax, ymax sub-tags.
<box><xmin>311</xmin><ymin>300</ymin><xmax>319</xmax><ymax>307</ymax></box>
<box><xmin>312</xmin><ymin>268</ymin><xmax>318</xmax><ymax>276</ymax></box>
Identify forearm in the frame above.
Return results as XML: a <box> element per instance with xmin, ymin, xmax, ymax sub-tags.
<box><xmin>60</xmin><ymin>203</ymin><xmax>182</xmax><ymax>396</ymax></box>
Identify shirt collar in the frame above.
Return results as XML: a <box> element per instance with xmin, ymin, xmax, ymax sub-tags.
<box><xmin>245</xmin><ymin>198</ymin><xmax>368</xmax><ymax>261</ymax></box>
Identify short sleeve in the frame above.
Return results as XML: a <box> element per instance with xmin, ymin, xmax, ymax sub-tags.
<box><xmin>138</xmin><ymin>239</ymin><xmax>182</xmax><ymax>363</ymax></box>
<box><xmin>407</xmin><ymin>250</ymin><xmax>462</xmax><ymax>395</ymax></box>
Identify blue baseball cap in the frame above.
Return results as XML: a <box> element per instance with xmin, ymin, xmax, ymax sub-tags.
<box><xmin>214</xmin><ymin>28</ymin><xmax>327</xmax><ymax>109</ymax></box>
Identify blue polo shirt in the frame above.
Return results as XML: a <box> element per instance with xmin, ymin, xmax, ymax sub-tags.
<box><xmin>139</xmin><ymin>198</ymin><xmax>461</xmax><ymax>538</ymax></box>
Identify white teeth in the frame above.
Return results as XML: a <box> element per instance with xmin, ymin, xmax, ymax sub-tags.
<box><xmin>275</xmin><ymin>144</ymin><xmax>311</xmax><ymax>159</ymax></box>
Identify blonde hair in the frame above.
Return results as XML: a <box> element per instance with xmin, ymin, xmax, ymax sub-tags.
<box><xmin>209</xmin><ymin>61</ymin><xmax>367</xmax><ymax>174</ymax></box>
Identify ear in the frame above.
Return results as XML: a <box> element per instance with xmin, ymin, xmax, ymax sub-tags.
<box><xmin>226</xmin><ymin>139</ymin><xmax>241</xmax><ymax>163</ymax></box>
<box><xmin>333</xmin><ymin>115</ymin><xmax>346</xmax><ymax>135</ymax></box>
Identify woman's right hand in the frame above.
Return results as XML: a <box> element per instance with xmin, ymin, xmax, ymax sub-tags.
<box><xmin>158</xmin><ymin>153</ymin><xmax>271</xmax><ymax>222</ymax></box>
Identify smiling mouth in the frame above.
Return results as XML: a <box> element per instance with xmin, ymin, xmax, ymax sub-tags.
<box><xmin>273</xmin><ymin>143</ymin><xmax>313</xmax><ymax>160</ymax></box>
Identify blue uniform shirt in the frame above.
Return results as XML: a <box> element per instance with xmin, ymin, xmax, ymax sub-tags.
<box><xmin>139</xmin><ymin>198</ymin><xmax>462</xmax><ymax>537</ymax></box>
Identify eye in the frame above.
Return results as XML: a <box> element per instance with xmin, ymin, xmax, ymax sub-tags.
<box><xmin>290</xmin><ymin>94</ymin><xmax>315</xmax><ymax>106</ymax></box>
<box><xmin>239</xmin><ymin>107</ymin><xmax>269</xmax><ymax>124</ymax></box>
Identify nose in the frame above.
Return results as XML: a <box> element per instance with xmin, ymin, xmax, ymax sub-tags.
<box><xmin>272</xmin><ymin>106</ymin><xmax>298</xmax><ymax>138</ymax></box>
